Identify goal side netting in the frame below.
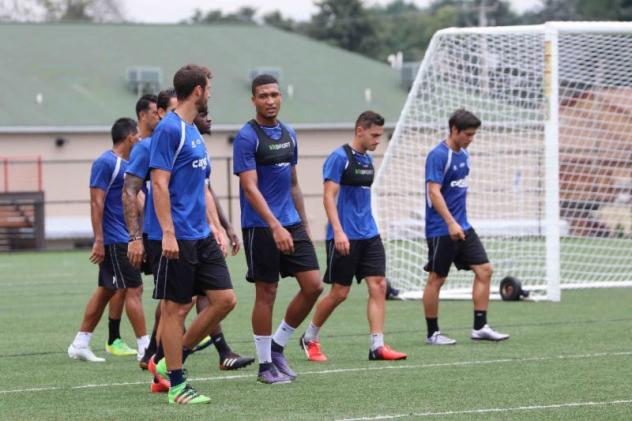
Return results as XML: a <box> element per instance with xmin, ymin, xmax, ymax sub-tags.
<box><xmin>373</xmin><ymin>22</ymin><xmax>632</xmax><ymax>301</ymax></box>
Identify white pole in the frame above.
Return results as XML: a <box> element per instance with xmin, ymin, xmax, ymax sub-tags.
<box><xmin>544</xmin><ymin>23</ymin><xmax>561</xmax><ymax>302</ymax></box>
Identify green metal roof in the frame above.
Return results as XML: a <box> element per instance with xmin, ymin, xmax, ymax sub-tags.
<box><xmin>0</xmin><ymin>22</ymin><xmax>407</xmax><ymax>127</ymax></box>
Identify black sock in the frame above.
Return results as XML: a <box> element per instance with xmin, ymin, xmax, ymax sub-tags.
<box><xmin>259</xmin><ymin>362</ymin><xmax>273</xmax><ymax>372</ymax></box>
<box><xmin>145</xmin><ymin>331</ymin><xmax>157</xmax><ymax>357</ymax></box>
<box><xmin>155</xmin><ymin>343</ymin><xmax>164</xmax><ymax>362</ymax></box>
<box><xmin>426</xmin><ymin>318</ymin><xmax>439</xmax><ymax>338</ymax></box>
<box><xmin>168</xmin><ymin>369</ymin><xmax>184</xmax><ymax>388</ymax></box>
<box><xmin>211</xmin><ymin>332</ymin><xmax>232</xmax><ymax>359</ymax></box>
<box><xmin>474</xmin><ymin>311</ymin><xmax>487</xmax><ymax>330</ymax></box>
<box><xmin>108</xmin><ymin>318</ymin><xmax>121</xmax><ymax>345</ymax></box>
<box><xmin>182</xmin><ymin>347</ymin><xmax>193</xmax><ymax>363</ymax></box>
<box><xmin>271</xmin><ymin>340</ymin><xmax>283</xmax><ymax>353</ymax></box>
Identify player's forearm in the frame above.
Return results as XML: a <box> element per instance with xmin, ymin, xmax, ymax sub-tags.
<box><xmin>291</xmin><ymin>183</ymin><xmax>309</xmax><ymax>229</ymax></box>
<box><xmin>429</xmin><ymin>189</ymin><xmax>457</xmax><ymax>226</ymax></box>
<box><xmin>209</xmin><ymin>186</ymin><xmax>231</xmax><ymax>232</ymax></box>
<box><xmin>205</xmin><ymin>187</ymin><xmax>223</xmax><ymax>233</ymax></box>
<box><xmin>152</xmin><ymin>180</ymin><xmax>175</xmax><ymax>235</ymax></box>
<box><xmin>323</xmin><ymin>191</ymin><xmax>344</xmax><ymax>235</ymax></box>
<box><xmin>122</xmin><ymin>175</ymin><xmax>144</xmax><ymax>238</ymax></box>
<box><xmin>243</xmin><ymin>184</ymin><xmax>283</xmax><ymax>229</ymax></box>
<box><xmin>90</xmin><ymin>198</ymin><xmax>105</xmax><ymax>242</ymax></box>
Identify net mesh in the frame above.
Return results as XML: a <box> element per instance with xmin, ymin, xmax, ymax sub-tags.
<box><xmin>373</xmin><ymin>25</ymin><xmax>632</xmax><ymax>299</ymax></box>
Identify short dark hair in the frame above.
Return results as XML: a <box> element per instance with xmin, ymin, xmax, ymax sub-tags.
<box><xmin>111</xmin><ymin>118</ymin><xmax>137</xmax><ymax>145</ymax></box>
<box><xmin>251</xmin><ymin>74</ymin><xmax>279</xmax><ymax>95</ymax></box>
<box><xmin>157</xmin><ymin>88</ymin><xmax>176</xmax><ymax>111</ymax></box>
<box><xmin>355</xmin><ymin>110</ymin><xmax>385</xmax><ymax>129</ymax></box>
<box><xmin>449</xmin><ymin>109</ymin><xmax>481</xmax><ymax>132</ymax></box>
<box><xmin>173</xmin><ymin>64</ymin><xmax>212</xmax><ymax>101</ymax></box>
<box><xmin>135</xmin><ymin>94</ymin><xmax>157</xmax><ymax>119</ymax></box>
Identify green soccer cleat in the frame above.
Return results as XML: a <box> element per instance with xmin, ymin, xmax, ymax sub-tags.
<box><xmin>168</xmin><ymin>382</ymin><xmax>210</xmax><ymax>405</ymax></box>
<box><xmin>105</xmin><ymin>338</ymin><xmax>138</xmax><ymax>356</ymax></box>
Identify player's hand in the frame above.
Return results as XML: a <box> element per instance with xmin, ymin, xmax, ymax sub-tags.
<box><xmin>226</xmin><ymin>228</ymin><xmax>241</xmax><ymax>256</ymax></box>
<box><xmin>89</xmin><ymin>240</ymin><xmax>105</xmax><ymax>265</ymax></box>
<box><xmin>214</xmin><ymin>229</ymin><xmax>228</xmax><ymax>257</ymax></box>
<box><xmin>272</xmin><ymin>224</ymin><xmax>294</xmax><ymax>254</ymax></box>
<box><xmin>162</xmin><ymin>232</ymin><xmax>179</xmax><ymax>260</ymax></box>
<box><xmin>448</xmin><ymin>221</ymin><xmax>465</xmax><ymax>241</ymax></box>
<box><xmin>127</xmin><ymin>239</ymin><xmax>144</xmax><ymax>268</ymax></box>
<box><xmin>334</xmin><ymin>230</ymin><xmax>350</xmax><ymax>256</ymax></box>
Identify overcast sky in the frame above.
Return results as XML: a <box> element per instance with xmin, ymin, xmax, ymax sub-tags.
<box><xmin>122</xmin><ymin>0</ymin><xmax>542</xmax><ymax>24</ymax></box>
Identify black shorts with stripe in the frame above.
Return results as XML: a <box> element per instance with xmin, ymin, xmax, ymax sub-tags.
<box><xmin>324</xmin><ymin>235</ymin><xmax>386</xmax><ymax>286</ymax></box>
<box><xmin>424</xmin><ymin>228</ymin><xmax>489</xmax><ymax>278</ymax></box>
<box><xmin>146</xmin><ymin>235</ymin><xmax>233</xmax><ymax>304</ymax></box>
<box><xmin>242</xmin><ymin>223</ymin><xmax>320</xmax><ymax>283</ymax></box>
<box><xmin>98</xmin><ymin>242</ymin><xmax>142</xmax><ymax>290</ymax></box>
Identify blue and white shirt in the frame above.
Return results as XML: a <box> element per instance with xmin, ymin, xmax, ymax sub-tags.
<box><xmin>425</xmin><ymin>140</ymin><xmax>471</xmax><ymax>238</ymax></box>
<box><xmin>90</xmin><ymin>150</ymin><xmax>129</xmax><ymax>245</ymax></box>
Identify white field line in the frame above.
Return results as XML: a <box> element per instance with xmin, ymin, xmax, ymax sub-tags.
<box><xmin>337</xmin><ymin>399</ymin><xmax>632</xmax><ymax>420</ymax></box>
<box><xmin>1</xmin><ymin>350</ymin><xmax>631</xmax><ymax>395</ymax></box>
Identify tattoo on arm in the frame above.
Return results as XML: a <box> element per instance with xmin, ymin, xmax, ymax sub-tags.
<box><xmin>123</xmin><ymin>174</ymin><xmax>144</xmax><ymax>238</ymax></box>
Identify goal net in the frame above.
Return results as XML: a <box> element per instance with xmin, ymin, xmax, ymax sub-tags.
<box><xmin>373</xmin><ymin>22</ymin><xmax>632</xmax><ymax>301</ymax></box>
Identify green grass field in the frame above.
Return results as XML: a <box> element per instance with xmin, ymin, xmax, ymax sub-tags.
<box><xmin>1</xmin><ymin>248</ymin><xmax>632</xmax><ymax>420</ymax></box>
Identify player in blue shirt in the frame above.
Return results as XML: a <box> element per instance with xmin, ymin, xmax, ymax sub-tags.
<box><xmin>299</xmin><ymin>111</ymin><xmax>407</xmax><ymax>362</ymax></box>
<box><xmin>67</xmin><ymin>118</ymin><xmax>146</xmax><ymax>363</ymax></box>
<box><xmin>423</xmin><ymin>109</ymin><xmax>509</xmax><ymax>345</ymax></box>
<box><xmin>233</xmin><ymin>74</ymin><xmax>322</xmax><ymax>384</ymax></box>
<box><xmin>147</xmin><ymin>64</ymin><xmax>237</xmax><ymax>405</ymax></box>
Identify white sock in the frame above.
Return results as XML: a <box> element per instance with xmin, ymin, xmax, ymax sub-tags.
<box><xmin>254</xmin><ymin>335</ymin><xmax>272</xmax><ymax>364</ymax></box>
<box><xmin>272</xmin><ymin>319</ymin><xmax>296</xmax><ymax>348</ymax></box>
<box><xmin>136</xmin><ymin>335</ymin><xmax>150</xmax><ymax>352</ymax></box>
<box><xmin>304</xmin><ymin>322</ymin><xmax>320</xmax><ymax>342</ymax></box>
<box><xmin>370</xmin><ymin>333</ymin><xmax>384</xmax><ymax>351</ymax></box>
<box><xmin>73</xmin><ymin>331</ymin><xmax>92</xmax><ymax>348</ymax></box>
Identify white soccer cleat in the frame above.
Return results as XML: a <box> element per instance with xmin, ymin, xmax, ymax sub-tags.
<box><xmin>471</xmin><ymin>324</ymin><xmax>510</xmax><ymax>342</ymax></box>
<box><xmin>425</xmin><ymin>331</ymin><xmax>457</xmax><ymax>345</ymax></box>
<box><xmin>68</xmin><ymin>344</ymin><xmax>106</xmax><ymax>362</ymax></box>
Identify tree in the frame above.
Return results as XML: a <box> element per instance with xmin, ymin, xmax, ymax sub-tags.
<box><xmin>0</xmin><ymin>0</ymin><xmax>124</xmax><ymax>22</ymax></box>
<box><xmin>306</xmin><ymin>0</ymin><xmax>381</xmax><ymax>58</ymax></box>
<box><xmin>262</xmin><ymin>10</ymin><xmax>296</xmax><ymax>32</ymax></box>
<box><xmin>189</xmin><ymin>6</ymin><xmax>257</xmax><ymax>24</ymax></box>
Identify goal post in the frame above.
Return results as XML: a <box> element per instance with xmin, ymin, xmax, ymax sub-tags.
<box><xmin>373</xmin><ymin>22</ymin><xmax>632</xmax><ymax>301</ymax></box>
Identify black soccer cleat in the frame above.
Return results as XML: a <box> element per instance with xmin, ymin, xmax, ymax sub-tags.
<box><xmin>219</xmin><ymin>352</ymin><xmax>255</xmax><ymax>371</ymax></box>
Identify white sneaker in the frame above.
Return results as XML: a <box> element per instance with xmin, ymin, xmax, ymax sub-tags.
<box><xmin>471</xmin><ymin>324</ymin><xmax>510</xmax><ymax>342</ymax></box>
<box><xmin>425</xmin><ymin>331</ymin><xmax>457</xmax><ymax>345</ymax></box>
<box><xmin>68</xmin><ymin>344</ymin><xmax>106</xmax><ymax>362</ymax></box>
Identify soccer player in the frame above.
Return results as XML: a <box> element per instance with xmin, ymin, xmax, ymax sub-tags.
<box><xmin>299</xmin><ymin>111</ymin><xmax>407</xmax><ymax>362</ymax></box>
<box><xmin>147</xmin><ymin>64</ymin><xmax>237</xmax><ymax>404</ymax></box>
<box><xmin>423</xmin><ymin>109</ymin><xmax>509</xmax><ymax>345</ymax></box>
<box><xmin>233</xmin><ymin>74</ymin><xmax>323</xmax><ymax>384</ymax></box>
<box><xmin>67</xmin><ymin>118</ymin><xmax>146</xmax><ymax>362</ymax></box>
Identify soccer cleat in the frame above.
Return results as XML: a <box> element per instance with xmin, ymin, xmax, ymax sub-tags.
<box><xmin>68</xmin><ymin>344</ymin><xmax>105</xmax><ymax>362</ymax></box>
<box><xmin>168</xmin><ymin>382</ymin><xmax>211</xmax><ymax>405</ymax></box>
<box><xmin>369</xmin><ymin>344</ymin><xmax>407</xmax><ymax>361</ymax></box>
<box><xmin>257</xmin><ymin>366</ymin><xmax>293</xmax><ymax>385</ymax></box>
<box><xmin>425</xmin><ymin>331</ymin><xmax>457</xmax><ymax>345</ymax></box>
<box><xmin>271</xmin><ymin>351</ymin><xmax>296</xmax><ymax>380</ymax></box>
<box><xmin>193</xmin><ymin>335</ymin><xmax>212</xmax><ymax>353</ymax></box>
<box><xmin>150</xmin><ymin>379</ymin><xmax>169</xmax><ymax>394</ymax></box>
<box><xmin>219</xmin><ymin>352</ymin><xmax>255</xmax><ymax>371</ymax></box>
<box><xmin>105</xmin><ymin>338</ymin><xmax>138</xmax><ymax>356</ymax></box>
<box><xmin>471</xmin><ymin>324</ymin><xmax>510</xmax><ymax>342</ymax></box>
<box><xmin>299</xmin><ymin>334</ymin><xmax>328</xmax><ymax>362</ymax></box>
<box><xmin>149</xmin><ymin>356</ymin><xmax>171</xmax><ymax>390</ymax></box>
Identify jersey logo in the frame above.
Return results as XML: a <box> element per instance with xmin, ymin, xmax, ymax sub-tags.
<box><xmin>450</xmin><ymin>177</ymin><xmax>468</xmax><ymax>188</ymax></box>
<box><xmin>191</xmin><ymin>138</ymin><xmax>202</xmax><ymax>148</ymax></box>
<box><xmin>192</xmin><ymin>157</ymin><xmax>208</xmax><ymax>169</ymax></box>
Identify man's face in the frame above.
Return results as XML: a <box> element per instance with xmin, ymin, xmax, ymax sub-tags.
<box><xmin>142</xmin><ymin>102</ymin><xmax>160</xmax><ymax>130</ymax></box>
<box><xmin>252</xmin><ymin>83</ymin><xmax>281</xmax><ymax>120</ymax></box>
<box><xmin>195</xmin><ymin>78</ymin><xmax>211</xmax><ymax>114</ymax></box>
<box><xmin>158</xmin><ymin>97</ymin><xmax>177</xmax><ymax>119</ymax></box>
<box><xmin>127</xmin><ymin>128</ymin><xmax>141</xmax><ymax>146</ymax></box>
<box><xmin>356</xmin><ymin>124</ymin><xmax>384</xmax><ymax>152</ymax></box>
<box><xmin>452</xmin><ymin>127</ymin><xmax>477</xmax><ymax>149</ymax></box>
<box><xmin>194</xmin><ymin>112</ymin><xmax>211</xmax><ymax>135</ymax></box>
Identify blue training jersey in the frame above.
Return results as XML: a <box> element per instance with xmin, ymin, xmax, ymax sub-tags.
<box><xmin>425</xmin><ymin>140</ymin><xmax>472</xmax><ymax>238</ymax></box>
<box><xmin>146</xmin><ymin>111</ymin><xmax>211</xmax><ymax>241</ymax></box>
<box><xmin>89</xmin><ymin>150</ymin><xmax>129</xmax><ymax>245</ymax></box>
<box><xmin>232</xmin><ymin>122</ymin><xmax>300</xmax><ymax>229</ymax></box>
<box><xmin>323</xmin><ymin>145</ymin><xmax>378</xmax><ymax>240</ymax></box>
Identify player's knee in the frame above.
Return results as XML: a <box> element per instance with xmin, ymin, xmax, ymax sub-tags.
<box><xmin>256</xmin><ymin>283</ymin><xmax>278</xmax><ymax>304</ymax></box>
<box><xmin>332</xmin><ymin>286</ymin><xmax>350</xmax><ymax>304</ymax></box>
<box><xmin>303</xmin><ymin>280</ymin><xmax>324</xmax><ymax>299</ymax></box>
<box><xmin>427</xmin><ymin>274</ymin><xmax>446</xmax><ymax>288</ymax></box>
<box><xmin>476</xmin><ymin>263</ymin><xmax>493</xmax><ymax>282</ymax></box>
<box><xmin>221</xmin><ymin>291</ymin><xmax>237</xmax><ymax>313</ymax></box>
<box><xmin>368</xmin><ymin>277</ymin><xmax>387</xmax><ymax>298</ymax></box>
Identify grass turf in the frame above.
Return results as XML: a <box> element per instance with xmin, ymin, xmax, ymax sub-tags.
<box><xmin>1</xmin><ymin>248</ymin><xmax>632</xmax><ymax>420</ymax></box>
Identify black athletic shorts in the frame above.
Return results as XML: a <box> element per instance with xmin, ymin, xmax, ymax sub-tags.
<box><xmin>242</xmin><ymin>223</ymin><xmax>320</xmax><ymax>283</ymax></box>
<box><xmin>98</xmin><ymin>243</ymin><xmax>142</xmax><ymax>290</ymax></box>
<box><xmin>146</xmin><ymin>235</ymin><xmax>233</xmax><ymax>304</ymax></box>
<box><xmin>424</xmin><ymin>228</ymin><xmax>489</xmax><ymax>278</ymax></box>
<box><xmin>324</xmin><ymin>235</ymin><xmax>386</xmax><ymax>286</ymax></box>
